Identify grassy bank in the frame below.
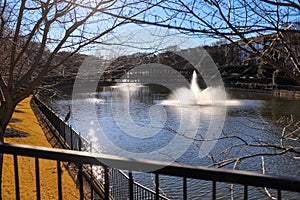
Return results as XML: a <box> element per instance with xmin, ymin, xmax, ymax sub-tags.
<box><xmin>3</xmin><ymin>96</ymin><xmax>79</xmax><ymax>199</ymax></box>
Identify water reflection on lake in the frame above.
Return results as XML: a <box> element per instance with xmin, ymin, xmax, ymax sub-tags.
<box><xmin>50</xmin><ymin>86</ymin><xmax>300</xmax><ymax>199</ymax></box>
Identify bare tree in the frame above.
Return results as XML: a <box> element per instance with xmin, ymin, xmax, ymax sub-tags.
<box><xmin>207</xmin><ymin>118</ymin><xmax>300</xmax><ymax>168</ymax></box>
<box><xmin>0</xmin><ymin>0</ymin><xmax>158</xmax><ymax>197</ymax></box>
<box><xmin>108</xmin><ymin>1</ymin><xmax>300</xmax><ymax>170</ymax></box>
<box><xmin>117</xmin><ymin>0</ymin><xmax>300</xmax><ymax>84</ymax></box>
<box><xmin>0</xmin><ymin>0</ymin><xmax>158</xmax><ymax>140</ymax></box>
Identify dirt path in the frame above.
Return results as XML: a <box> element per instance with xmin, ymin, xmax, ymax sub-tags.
<box><xmin>3</xmin><ymin>96</ymin><xmax>80</xmax><ymax>200</ymax></box>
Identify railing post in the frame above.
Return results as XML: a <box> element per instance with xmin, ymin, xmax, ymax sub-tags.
<box><xmin>35</xmin><ymin>157</ymin><xmax>41</xmax><ymax>200</ymax></box>
<box><xmin>60</xmin><ymin>120</ymin><xmax>64</xmax><ymax>142</ymax></box>
<box><xmin>14</xmin><ymin>155</ymin><xmax>20</xmax><ymax>200</ymax></box>
<box><xmin>79</xmin><ymin>163</ymin><xmax>84</xmax><ymax>200</ymax></box>
<box><xmin>90</xmin><ymin>164</ymin><xmax>94</xmax><ymax>200</ymax></box>
<box><xmin>183</xmin><ymin>177</ymin><xmax>187</xmax><ymax>200</ymax></box>
<box><xmin>63</xmin><ymin>123</ymin><xmax>66</xmax><ymax>144</ymax></box>
<box><xmin>70</xmin><ymin>125</ymin><xmax>73</xmax><ymax>150</ymax></box>
<box><xmin>104</xmin><ymin>166</ymin><xmax>110</xmax><ymax>200</ymax></box>
<box><xmin>155</xmin><ymin>173</ymin><xmax>159</xmax><ymax>200</ymax></box>
<box><xmin>244</xmin><ymin>185</ymin><xmax>248</xmax><ymax>200</ymax></box>
<box><xmin>212</xmin><ymin>179</ymin><xmax>216</xmax><ymax>200</ymax></box>
<box><xmin>78</xmin><ymin>133</ymin><xmax>82</xmax><ymax>151</ymax></box>
<box><xmin>57</xmin><ymin>160</ymin><xmax>62</xmax><ymax>200</ymax></box>
<box><xmin>277</xmin><ymin>189</ymin><xmax>281</xmax><ymax>200</ymax></box>
<box><xmin>89</xmin><ymin>143</ymin><xmax>94</xmax><ymax>199</ymax></box>
<box><xmin>129</xmin><ymin>171</ymin><xmax>134</xmax><ymax>200</ymax></box>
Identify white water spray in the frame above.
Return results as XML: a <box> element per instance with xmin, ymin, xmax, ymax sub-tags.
<box><xmin>161</xmin><ymin>71</ymin><xmax>241</xmax><ymax>106</ymax></box>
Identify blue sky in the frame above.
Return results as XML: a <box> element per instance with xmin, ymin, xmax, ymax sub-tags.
<box><xmin>89</xmin><ymin>25</ymin><xmax>217</xmax><ymax>58</ymax></box>
<box><xmin>10</xmin><ymin>0</ymin><xmax>298</xmax><ymax>57</ymax></box>
<box><xmin>88</xmin><ymin>0</ymin><xmax>300</xmax><ymax>58</ymax></box>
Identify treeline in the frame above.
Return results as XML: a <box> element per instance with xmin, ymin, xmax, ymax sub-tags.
<box><xmin>41</xmin><ymin>32</ymin><xmax>300</xmax><ymax>89</ymax></box>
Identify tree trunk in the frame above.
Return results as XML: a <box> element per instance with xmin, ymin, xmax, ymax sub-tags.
<box><xmin>0</xmin><ymin>103</ymin><xmax>15</xmax><ymax>200</ymax></box>
<box><xmin>0</xmin><ymin>127</ymin><xmax>4</xmax><ymax>200</ymax></box>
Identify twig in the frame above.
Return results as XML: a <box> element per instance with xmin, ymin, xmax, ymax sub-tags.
<box><xmin>261</xmin><ymin>156</ymin><xmax>276</xmax><ymax>200</ymax></box>
<box><xmin>230</xmin><ymin>159</ymin><xmax>240</xmax><ymax>200</ymax></box>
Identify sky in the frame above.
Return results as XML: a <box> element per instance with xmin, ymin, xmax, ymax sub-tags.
<box><xmin>9</xmin><ymin>0</ymin><xmax>298</xmax><ymax>57</ymax></box>
<box><xmin>90</xmin><ymin>25</ymin><xmax>216</xmax><ymax>59</ymax></box>
<box><xmin>87</xmin><ymin>0</ymin><xmax>300</xmax><ymax>58</ymax></box>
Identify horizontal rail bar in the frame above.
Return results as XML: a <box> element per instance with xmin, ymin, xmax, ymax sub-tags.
<box><xmin>1</xmin><ymin>143</ymin><xmax>300</xmax><ymax>193</ymax></box>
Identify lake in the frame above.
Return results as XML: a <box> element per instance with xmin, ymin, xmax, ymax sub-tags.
<box><xmin>49</xmin><ymin>85</ymin><xmax>300</xmax><ymax>199</ymax></box>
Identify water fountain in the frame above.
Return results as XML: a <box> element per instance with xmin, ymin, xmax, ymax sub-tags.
<box><xmin>161</xmin><ymin>71</ymin><xmax>241</xmax><ymax>106</ymax></box>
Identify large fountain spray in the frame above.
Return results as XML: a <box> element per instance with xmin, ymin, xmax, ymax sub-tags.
<box><xmin>161</xmin><ymin>71</ymin><xmax>241</xmax><ymax>106</ymax></box>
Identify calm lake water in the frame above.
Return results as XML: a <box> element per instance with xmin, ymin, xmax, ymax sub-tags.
<box><xmin>50</xmin><ymin>85</ymin><xmax>300</xmax><ymax>199</ymax></box>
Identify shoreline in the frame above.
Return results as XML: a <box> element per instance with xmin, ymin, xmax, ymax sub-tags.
<box><xmin>3</xmin><ymin>96</ymin><xmax>79</xmax><ymax>200</ymax></box>
<box><xmin>226</xmin><ymin>87</ymin><xmax>300</xmax><ymax>98</ymax></box>
<box><xmin>55</xmin><ymin>81</ymin><xmax>300</xmax><ymax>99</ymax></box>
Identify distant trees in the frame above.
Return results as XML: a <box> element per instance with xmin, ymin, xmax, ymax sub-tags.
<box><xmin>108</xmin><ymin>51</ymin><xmax>194</xmax><ymax>72</ymax></box>
<box><xmin>125</xmin><ymin>0</ymin><xmax>300</xmax><ymax>85</ymax></box>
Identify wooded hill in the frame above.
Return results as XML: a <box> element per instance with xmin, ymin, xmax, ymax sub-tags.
<box><xmin>45</xmin><ymin>43</ymin><xmax>299</xmax><ymax>90</ymax></box>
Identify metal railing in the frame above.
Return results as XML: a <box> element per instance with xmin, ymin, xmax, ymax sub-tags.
<box><xmin>32</xmin><ymin>96</ymin><xmax>168</xmax><ymax>200</ymax></box>
<box><xmin>1</xmin><ymin>143</ymin><xmax>300</xmax><ymax>200</ymax></box>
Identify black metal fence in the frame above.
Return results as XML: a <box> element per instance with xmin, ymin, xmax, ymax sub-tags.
<box><xmin>32</xmin><ymin>96</ymin><xmax>169</xmax><ymax>200</ymax></box>
<box><xmin>1</xmin><ymin>143</ymin><xmax>300</xmax><ymax>200</ymax></box>
<box><xmin>33</xmin><ymin>96</ymin><xmax>86</xmax><ymax>151</ymax></box>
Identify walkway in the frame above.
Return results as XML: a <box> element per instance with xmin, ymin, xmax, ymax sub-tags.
<box><xmin>3</xmin><ymin>96</ymin><xmax>79</xmax><ymax>199</ymax></box>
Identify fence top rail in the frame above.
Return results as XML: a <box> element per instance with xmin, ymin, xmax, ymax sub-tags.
<box><xmin>1</xmin><ymin>142</ymin><xmax>300</xmax><ymax>193</ymax></box>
